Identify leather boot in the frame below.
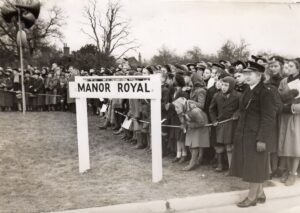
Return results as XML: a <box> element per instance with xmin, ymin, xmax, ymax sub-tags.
<box><xmin>134</xmin><ymin>132</ymin><xmax>145</xmax><ymax>149</ymax></box>
<box><xmin>215</xmin><ymin>153</ymin><xmax>223</xmax><ymax>172</ymax></box>
<box><xmin>178</xmin><ymin>156</ymin><xmax>187</xmax><ymax>163</ymax></box>
<box><xmin>183</xmin><ymin>148</ymin><xmax>199</xmax><ymax>171</ymax></box>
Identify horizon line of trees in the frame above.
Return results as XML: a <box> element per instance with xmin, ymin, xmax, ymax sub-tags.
<box><xmin>0</xmin><ymin>0</ymin><xmax>284</xmax><ymax>70</ymax></box>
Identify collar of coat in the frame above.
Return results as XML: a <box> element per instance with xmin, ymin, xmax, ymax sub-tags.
<box><xmin>247</xmin><ymin>79</ymin><xmax>265</xmax><ymax>96</ymax></box>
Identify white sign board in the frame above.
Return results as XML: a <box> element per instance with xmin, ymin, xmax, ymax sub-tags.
<box><xmin>69</xmin><ymin>80</ymin><xmax>160</xmax><ymax>99</ymax></box>
<box><xmin>69</xmin><ymin>75</ymin><xmax>163</xmax><ymax>183</ymax></box>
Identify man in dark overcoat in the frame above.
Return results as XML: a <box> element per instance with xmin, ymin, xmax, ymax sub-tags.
<box><xmin>230</xmin><ymin>61</ymin><xmax>277</xmax><ymax>207</ymax></box>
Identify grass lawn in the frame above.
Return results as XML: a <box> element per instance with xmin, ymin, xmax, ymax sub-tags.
<box><xmin>0</xmin><ymin>111</ymin><xmax>249</xmax><ymax>213</ymax></box>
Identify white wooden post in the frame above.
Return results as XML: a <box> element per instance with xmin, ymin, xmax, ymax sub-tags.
<box><xmin>150</xmin><ymin>74</ymin><xmax>162</xmax><ymax>183</ymax></box>
<box><xmin>75</xmin><ymin>97</ymin><xmax>90</xmax><ymax>173</ymax></box>
<box><xmin>151</xmin><ymin>98</ymin><xmax>162</xmax><ymax>182</ymax></box>
<box><xmin>70</xmin><ymin>75</ymin><xmax>162</xmax><ymax>181</ymax></box>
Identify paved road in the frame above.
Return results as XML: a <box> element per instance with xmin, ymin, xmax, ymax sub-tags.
<box><xmin>184</xmin><ymin>195</ymin><xmax>300</xmax><ymax>213</ymax></box>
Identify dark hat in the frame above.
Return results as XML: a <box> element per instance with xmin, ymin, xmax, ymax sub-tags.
<box><xmin>174</xmin><ymin>64</ymin><xmax>183</xmax><ymax>70</ymax></box>
<box><xmin>174</xmin><ymin>64</ymin><xmax>188</xmax><ymax>73</ymax></box>
<box><xmin>251</xmin><ymin>55</ymin><xmax>267</xmax><ymax>63</ymax></box>
<box><xmin>176</xmin><ymin>70</ymin><xmax>185</xmax><ymax>75</ymax></box>
<box><xmin>212</xmin><ymin>63</ymin><xmax>225</xmax><ymax>70</ymax></box>
<box><xmin>12</xmin><ymin>68</ymin><xmax>20</xmax><ymax>72</ymax></box>
<box><xmin>196</xmin><ymin>64</ymin><xmax>206</xmax><ymax>70</ymax></box>
<box><xmin>219</xmin><ymin>60</ymin><xmax>231</xmax><ymax>66</ymax></box>
<box><xmin>175</xmin><ymin>74</ymin><xmax>186</xmax><ymax>87</ymax></box>
<box><xmin>243</xmin><ymin>61</ymin><xmax>265</xmax><ymax>73</ymax></box>
<box><xmin>269</xmin><ymin>56</ymin><xmax>284</xmax><ymax>64</ymax></box>
<box><xmin>155</xmin><ymin>65</ymin><xmax>162</xmax><ymax>70</ymax></box>
<box><xmin>186</xmin><ymin>63</ymin><xmax>196</xmax><ymax>69</ymax></box>
<box><xmin>127</xmin><ymin>70</ymin><xmax>135</xmax><ymax>76</ymax></box>
<box><xmin>295</xmin><ymin>58</ymin><xmax>300</xmax><ymax>65</ymax></box>
<box><xmin>145</xmin><ymin>66</ymin><xmax>154</xmax><ymax>74</ymax></box>
<box><xmin>34</xmin><ymin>70</ymin><xmax>40</xmax><ymax>74</ymax></box>
<box><xmin>218</xmin><ymin>70</ymin><xmax>230</xmax><ymax>79</ymax></box>
<box><xmin>164</xmin><ymin>64</ymin><xmax>172</xmax><ymax>73</ymax></box>
<box><xmin>232</xmin><ymin>60</ymin><xmax>247</xmax><ymax>69</ymax></box>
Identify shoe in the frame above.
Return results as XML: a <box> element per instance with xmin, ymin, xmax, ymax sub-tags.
<box><xmin>272</xmin><ymin>169</ymin><xmax>284</xmax><ymax>178</ymax></box>
<box><xmin>215</xmin><ymin>153</ymin><xmax>223</xmax><ymax>172</ymax></box>
<box><xmin>112</xmin><ymin>127</ymin><xmax>119</xmax><ymax>131</ymax></box>
<box><xmin>257</xmin><ymin>192</ymin><xmax>266</xmax><ymax>204</ymax></box>
<box><xmin>98</xmin><ymin>125</ymin><xmax>107</xmax><ymax>130</ymax></box>
<box><xmin>113</xmin><ymin>129</ymin><xmax>123</xmax><ymax>135</ymax></box>
<box><xmin>178</xmin><ymin>156</ymin><xmax>187</xmax><ymax>164</ymax></box>
<box><xmin>285</xmin><ymin>173</ymin><xmax>297</xmax><ymax>186</ymax></box>
<box><xmin>172</xmin><ymin>157</ymin><xmax>180</xmax><ymax>163</ymax></box>
<box><xmin>237</xmin><ymin>198</ymin><xmax>257</xmax><ymax>208</ymax></box>
<box><xmin>182</xmin><ymin>164</ymin><xmax>197</xmax><ymax>171</ymax></box>
<box><xmin>130</xmin><ymin>139</ymin><xmax>137</xmax><ymax>145</ymax></box>
<box><xmin>215</xmin><ymin>166</ymin><xmax>223</xmax><ymax>172</ymax></box>
<box><xmin>280</xmin><ymin>171</ymin><xmax>289</xmax><ymax>183</ymax></box>
<box><xmin>134</xmin><ymin>145</ymin><xmax>145</xmax><ymax>149</ymax></box>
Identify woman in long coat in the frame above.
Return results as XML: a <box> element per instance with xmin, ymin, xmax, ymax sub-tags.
<box><xmin>264</xmin><ymin>59</ymin><xmax>284</xmax><ymax>178</ymax></box>
<box><xmin>230</xmin><ymin>61</ymin><xmax>277</xmax><ymax>207</ymax></box>
<box><xmin>277</xmin><ymin>59</ymin><xmax>300</xmax><ymax>186</ymax></box>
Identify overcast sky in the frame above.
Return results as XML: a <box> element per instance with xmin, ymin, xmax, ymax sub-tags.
<box><xmin>40</xmin><ymin>0</ymin><xmax>300</xmax><ymax>60</ymax></box>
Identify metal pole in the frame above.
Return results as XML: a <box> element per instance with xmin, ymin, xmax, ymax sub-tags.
<box><xmin>18</xmin><ymin>9</ymin><xmax>26</xmax><ymax>115</ymax></box>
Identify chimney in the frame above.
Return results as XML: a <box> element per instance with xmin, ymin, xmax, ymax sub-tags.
<box><xmin>138</xmin><ymin>52</ymin><xmax>142</xmax><ymax>65</ymax></box>
<box><xmin>63</xmin><ymin>43</ymin><xmax>70</xmax><ymax>56</ymax></box>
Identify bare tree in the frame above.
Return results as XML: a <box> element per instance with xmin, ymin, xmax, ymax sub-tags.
<box><xmin>0</xmin><ymin>1</ymin><xmax>65</xmax><ymax>57</ymax></box>
<box><xmin>185</xmin><ymin>46</ymin><xmax>203</xmax><ymax>62</ymax></box>
<box><xmin>218</xmin><ymin>39</ymin><xmax>250</xmax><ymax>62</ymax></box>
<box><xmin>82</xmin><ymin>0</ymin><xmax>138</xmax><ymax>59</ymax></box>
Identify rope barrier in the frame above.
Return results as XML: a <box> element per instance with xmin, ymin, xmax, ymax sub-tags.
<box><xmin>114</xmin><ymin>110</ymin><xmax>238</xmax><ymax>129</ymax></box>
<box><xmin>0</xmin><ymin>89</ymin><xmax>63</xmax><ymax>97</ymax></box>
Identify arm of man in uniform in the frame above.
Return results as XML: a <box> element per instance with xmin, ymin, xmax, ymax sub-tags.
<box><xmin>257</xmin><ymin>88</ymin><xmax>277</xmax><ymax>152</ymax></box>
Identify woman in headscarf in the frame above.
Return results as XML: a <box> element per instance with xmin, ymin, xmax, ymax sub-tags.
<box><xmin>184</xmin><ymin>73</ymin><xmax>208</xmax><ymax>168</ymax></box>
<box><xmin>184</xmin><ymin>99</ymin><xmax>210</xmax><ymax>171</ymax></box>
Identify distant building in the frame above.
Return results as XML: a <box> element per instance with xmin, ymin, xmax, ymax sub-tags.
<box><xmin>63</xmin><ymin>43</ymin><xmax>70</xmax><ymax>56</ymax></box>
<box><xmin>138</xmin><ymin>52</ymin><xmax>142</xmax><ymax>65</ymax></box>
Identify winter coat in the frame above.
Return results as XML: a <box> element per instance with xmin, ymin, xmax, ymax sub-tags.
<box><xmin>67</xmin><ymin>74</ymin><xmax>75</xmax><ymax>104</ymax></box>
<box><xmin>264</xmin><ymin>81</ymin><xmax>283</xmax><ymax>153</ymax></box>
<box><xmin>230</xmin><ymin>80</ymin><xmax>277</xmax><ymax>183</ymax></box>
<box><xmin>190</xmin><ymin>73</ymin><xmax>207</xmax><ymax>110</ymax></box>
<box><xmin>209</xmin><ymin>90</ymin><xmax>240</xmax><ymax>144</ymax></box>
<box><xmin>278</xmin><ymin>75</ymin><xmax>300</xmax><ymax>157</ymax></box>
<box><xmin>185</xmin><ymin>106</ymin><xmax>210</xmax><ymax>148</ymax></box>
<box><xmin>128</xmin><ymin>99</ymin><xmax>142</xmax><ymax>131</ymax></box>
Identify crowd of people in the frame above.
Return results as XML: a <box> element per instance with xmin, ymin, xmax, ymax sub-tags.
<box><xmin>0</xmin><ymin>54</ymin><xmax>300</xmax><ymax>207</ymax></box>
